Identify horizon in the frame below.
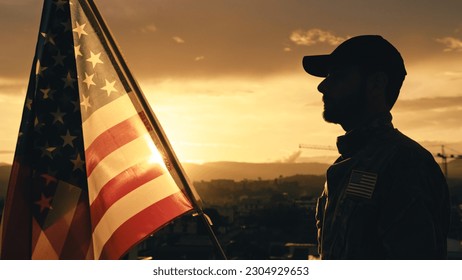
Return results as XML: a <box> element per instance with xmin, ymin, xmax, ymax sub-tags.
<box><xmin>1</xmin><ymin>157</ymin><xmax>462</xmax><ymax>195</ymax></box>
<box><xmin>1</xmin><ymin>0</ymin><xmax>462</xmax><ymax>165</ymax></box>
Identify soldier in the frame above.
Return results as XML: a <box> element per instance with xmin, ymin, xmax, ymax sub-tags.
<box><xmin>302</xmin><ymin>35</ymin><xmax>450</xmax><ymax>259</ymax></box>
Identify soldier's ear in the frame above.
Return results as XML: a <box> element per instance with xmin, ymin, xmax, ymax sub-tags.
<box><xmin>367</xmin><ymin>72</ymin><xmax>388</xmax><ymax>93</ymax></box>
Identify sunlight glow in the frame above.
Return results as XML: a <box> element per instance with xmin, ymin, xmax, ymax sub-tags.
<box><xmin>144</xmin><ymin>134</ymin><xmax>167</xmax><ymax>168</ymax></box>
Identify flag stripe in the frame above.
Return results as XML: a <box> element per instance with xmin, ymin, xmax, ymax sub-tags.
<box><xmin>98</xmin><ymin>192</ymin><xmax>192</xmax><ymax>259</ymax></box>
<box><xmin>92</xmin><ymin>173</ymin><xmax>190</xmax><ymax>259</ymax></box>
<box><xmin>32</xmin><ymin>221</ymin><xmax>58</xmax><ymax>260</ymax></box>
<box><xmin>346</xmin><ymin>186</ymin><xmax>374</xmax><ymax>193</ymax></box>
<box><xmin>82</xmin><ymin>94</ymin><xmax>138</xmax><ymax>148</ymax></box>
<box><xmin>85</xmin><ymin>113</ymin><xmax>146</xmax><ymax>177</ymax></box>
<box><xmin>59</xmin><ymin>193</ymin><xmax>93</xmax><ymax>259</ymax></box>
<box><xmin>357</xmin><ymin>179</ymin><xmax>376</xmax><ymax>184</ymax></box>
<box><xmin>31</xmin><ymin>181</ymin><xmax>83</xmax><ymax>259</ymax></box>
<box><xmin>348</xmin><ymin>183</ymin><xmax>375</xmax><ymax>189</ymax></box>
<box><xmin>345</xmin><ymin>190</ymin><xmax>372</xmax><ymax>199</ymax></box>
<box><xmin>0</xmin><ymin>161</ymin><xmax>33</xmax><ymax>259</ymax></box>
<box><xmin>87</xmin><ymin>134</ymin><xmax>153</xmax><ymax>203</ymax></box>
<box><xmin>90</xmin><ymin>162</ymin><xmax>164</xmax><ymax>232</ymax></box>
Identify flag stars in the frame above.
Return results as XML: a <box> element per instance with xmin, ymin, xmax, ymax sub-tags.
<box><xmin>86</xmin><ymin>51</ymin><xmax>103</xmax><ymax>69</ymax></box>
<box><xmin>101</xmin><ymin>79</ymin><xmax>118</xmax><ymax>96</ymax></box>
<box><xmin>54</xmin><ymin>0</ymin><xmax>67</xmax><ymax>11</ymax></box>
<box><xmin>36</xmin><ymin>60</ymin><xmax>47</xmax><ymax>77</ymax></box>
<box><xmin>73</xmin><ymin>21</ymin><xmax>88</xmax><ymax>38</ymax></box>
<box><xmin>61</xmin><ymin>130</ymin><xmax>77</xmax><ymax>147</ymax></box>
<box><xmin>34</xmin><ymin>117</ymin><xmax>44</xmax><ymax>131</ymax></box>
<box><xmin>41</xmin><ymin>32</ymin><xmax>56</xmax><ymax>46</ymax></box>
<box><xmin>26</xmin><ymin>98</ymin><xmax>33</xmax><ymax>110</ymax></box>
<box><xmin>51</xmin><ymin>108</ymin><xmax>66</xmax><ymax>124</ymax></box>
<box><xmin>82</xmin><ymin>72</ymin><xmax>96</xmax><ymax>89</ymax></box>
<box><xmin>71</xmin><ymin>100</ymin><xmax>80</xmax><ymax>112</ymax></box>
<box><xmin>74</xmin><ymin>45</ymin><xmax>83</xmax><ymax>59</ymax></box>
<box><xmin>62</xmin><ymin>72</ymin><xmax>77</xmax><ymax>89</ymax></box>
<box><xmin>40</xmin><ymin>87</ymin><xmax>54</xmax><ymax>99</ymax></box>
<box><xmin>61</xmin><ymin>20</ymin><xmax>72</xmax><ymax>32</ymax></box>
<box><xmin>80</xmin><ymin>94</ymin><xmax>91</xmax><ymax>111</ymax></box>
<box><xmin>41</xmin><ymin>143</ymin><xmax>57</xmax><ymax>159</ymax></box>
<box><xmin>35</xmin><ymin>193</ymin><xmax>53</xmax><ymax>213</ymax></box>
<box><xmin>52</xmin><ymin>50</ymin><xmax>66</xmax><ymax>66</ymax></box>
<box><xmin>71</xmin><ymin>154</ymin><xmax>85</xmax><ymax>172</ymax></box>
<box><xmin>41</xmin><ymin>173</ymin><xmax>58</xmax><ymax>186</ymax></box>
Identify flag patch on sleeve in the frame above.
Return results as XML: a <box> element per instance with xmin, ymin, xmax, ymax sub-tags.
<box><xmin>345</xmin><ymin>170</ymin><xmax>377</xmax><ymax>199</ymax></box>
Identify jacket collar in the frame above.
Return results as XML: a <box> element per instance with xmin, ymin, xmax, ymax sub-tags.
<box><xmin>336</xmin><ymin>112</ymin><xmax>394</xmax><ymax>158</ymax></box>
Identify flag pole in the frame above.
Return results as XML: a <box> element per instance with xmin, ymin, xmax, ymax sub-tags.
<box><xmin>83</xmin><ymin>0</ymin><xmax>227</xmax><ymax>260</ymax></box>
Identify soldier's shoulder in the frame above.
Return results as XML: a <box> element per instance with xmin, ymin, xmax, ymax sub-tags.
<box><xmin>385</xmin><ymin>129</ymin><xmax>434</xmax><ymax>161</ymax></box>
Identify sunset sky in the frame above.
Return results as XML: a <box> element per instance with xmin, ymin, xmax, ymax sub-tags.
<box><xmin>1</xmin><ymin>0</ymin><xmax>462</xmax><ymax>165</ymax></box>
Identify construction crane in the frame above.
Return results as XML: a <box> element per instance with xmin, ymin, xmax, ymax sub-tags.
<box><xmin>436</xmin><ymin>145</ymin><xmax>462</xmax><ymax>178</ymax></box>
<box><xmin>299</xmin><ymin>144</ymin><xmax>337</xmax><ymax>151</ymax></box>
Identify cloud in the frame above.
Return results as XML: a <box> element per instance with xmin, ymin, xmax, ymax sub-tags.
<box><xmin>395</xmin><ymin>106</ymin><xmax>462</xmax><ymax>132</ymax></box>
<box><xmin>393</xmin><ymin>96</ymin><xmax>462</xmax><ymax>133</ymax></box>
<box><xmin>0</xmin><ymin>77</ymin><xmax>27</xmax><ymax>95</ymax></box>
<box><xmin>441</xmin><ymin>71</ymin><xmax>462</xmax><ymax>80</ymax></box>
<box><xmin>395</xmin><ymin>96</ymin><xmax>462</xmax><ymax>111</ymax></box>
<box><xmin>283</xmin><ymin>150</ymin><xmax>303</xmax><ymax>163</ymax></box>
<box><xmin>195</xmin><ymin>56</ymin><xmax>205</xmax><ymax>61</ymax></box>
<box><xmin>274</xmin><ymin>150</ymin><xmax>303</xmax><ymax>163</ymax></box>
<box><xmin>172</xmin><ymin>36</ymin><xmax>185</xmax><ymax>44</ymax></box>
<box><xmin>436</xmin><ymin>36</ymin><xmax>462</xmax><ymax>52</ymax></box>
<box><xmin>140</xmin><ymin>24</ymin><xmax>157</xmax><ymax>33</ymax></box>
<box><xmin>290</xmin><ymin>28</ymin><xmax>347</xmax><ymax>46</ymax></box>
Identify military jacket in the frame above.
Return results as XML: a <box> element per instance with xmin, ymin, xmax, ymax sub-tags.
<box><xmin>316</xmin><ymin>114</ymin><xmax>450</xmax><ymax>259</ymax></box>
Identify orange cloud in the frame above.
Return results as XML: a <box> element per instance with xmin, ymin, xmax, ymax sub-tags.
<box><xmin>140</xmin><ymin>24</ymin><xmax>157</xmax><ymax>33</ymax></box>
<box><xmin>436</xmin><ymin>36</ymin><xmax>462</xmax><ymax>52</ymax></box>
<box><xmin>290</xmin><ymin>28</ymin><xmax>347</xmax><ymax>46</ymax></box>
<box><xmin>172</xmin><ymin>36</ymin><xmax>185</xmax><ymax>44</ymax></box>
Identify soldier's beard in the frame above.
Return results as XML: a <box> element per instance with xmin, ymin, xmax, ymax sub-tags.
<box><xmin>322</xmin><ymin>83</ymin><xmax>367</xmax><ymax>128</ymax></box>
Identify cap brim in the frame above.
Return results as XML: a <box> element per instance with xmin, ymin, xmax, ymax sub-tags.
<box><xmin>302</xmin><ymin>55</ymin><xmax>331</xmax><ymax>77</ymax></box>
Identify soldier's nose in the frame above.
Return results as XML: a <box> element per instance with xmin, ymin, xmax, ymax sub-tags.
<box><xmin>317</xmin><ymin>79</ymin><xmax>327</xmax><ymax>95</ymax></box>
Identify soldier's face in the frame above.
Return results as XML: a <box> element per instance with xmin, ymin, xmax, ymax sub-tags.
<box><xmin>317</xmin><ymin>64</ymin><xmax>367</xmax><ymax>126</ymax></box>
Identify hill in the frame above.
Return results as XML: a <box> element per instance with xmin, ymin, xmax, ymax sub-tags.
<box><xmin>0</xmin><ymin>156</ymin><xmax>460</xmax><ymax>185</ymax></box>
<box><xmin>0</xmin><ymin>161</ymin><xmax>327</xmax><ymax>193</ymax></box>
<box><xmin>448</xmin><ymin>159</ymin><xmax>462</xmax><ymax>179</ymax></box>
<box><xmin>182</xmin><ymin>161</ymin><xmax>329</xmax><ymax>181</ymax></box>
<box><xmin>2</xmin><ymin>158</ymin><xmax>460</xmax><ymax>186</ymax></box>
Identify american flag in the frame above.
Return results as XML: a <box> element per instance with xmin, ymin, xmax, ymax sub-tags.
<box><xmin>345</xmin><ymin>170</ymin><xmax>377</xmax><ymax>199</ymax></box>
<box><xmin>1</xmin><ymin>0</ymin><xmax>194</xmax><ymax>259</ymax></box>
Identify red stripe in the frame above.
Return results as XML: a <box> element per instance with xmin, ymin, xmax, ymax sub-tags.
<box><xmin>90</xmin><ymin>162</ymin><xmax>163</xmax><ymax>231</ymax></box>
<box><xmin>98</xmin><ymin>192</ymin><xmax>193</xmax><ymax>259</ymax></box>
<box><xmin>1</xmin><ymin>160</ymin><xmax>33</xmax><ymax>260</ymax></box>
<box><xmin>85</xmin><ymin>114</ymin><xmax>145</xmax><ymax>177</ymax></box>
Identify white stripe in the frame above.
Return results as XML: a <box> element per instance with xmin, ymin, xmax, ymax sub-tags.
<box><xmin>82</xmin><ymin>94</ymin><xmax>138</xmax><ymax>148</ymax></box>
<box><xmin>349</xmin><ymin>182</ymin><xmax>375</xmax><ymax>188</ymax></box>
<box><xmin>87</xmin><ymin>133</ymin><xmax>152</xmax><ymax>204</ymax></box>
<box><xmin>361</xmin><ymin>178</ymin><xmax>377</xmax><ymax>183</ymax></box>
<box><xmin>92</xmin><ymin>173</ymin><xmax>181</xmax><ymax>259</ymax></box>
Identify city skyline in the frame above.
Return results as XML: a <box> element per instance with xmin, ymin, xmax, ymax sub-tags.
<box><xmin>1</xmin><ymin>0</ymin><xmax>462</xmax><ymax>164</ymax></box>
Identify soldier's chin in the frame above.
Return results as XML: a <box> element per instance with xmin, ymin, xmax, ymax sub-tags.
<box><xmin>322</xmin><ymin>110</ymin><xmax>341</xmax><ymax>124</ymax></box>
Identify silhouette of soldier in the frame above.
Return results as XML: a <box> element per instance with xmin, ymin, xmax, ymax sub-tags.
<box><xmin>302</xmin><ymin>35</ymin><xmax>450</xmax><ymax>259</ymax></box>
